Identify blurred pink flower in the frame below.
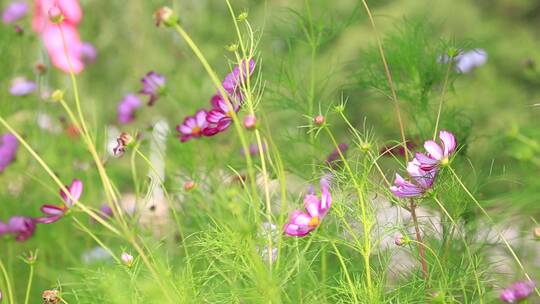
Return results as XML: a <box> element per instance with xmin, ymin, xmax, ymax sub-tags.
<box><xmin>9</xmin><ymin>77</ymin><xmax>36</xmax><ymax>96</ymax></box>
<box><xmin>221</xmin><ymin>59</ymin><xmax>255</xmax><ymax>102</ymax></box>
<box><xmin>32</xmin><ymin>0</ymin><xmax>85</xmax><ymax>74</ymax></box>
<box><xmin>139</xmin><ymin>71</ymin><xmax>166</xmax><ymax>106</ymax></box>
<box><xmin>206</xmin><ymin>95</ymin><xmax>239</xmax><ymax>133</ymax></box>
<box><xmin>0</xmin><ymin>216</ymin><xmax>36</xmax><ymax>241</ymax></box>
<box><xmin>284</xmin><ymin>177</ymin><xmax>332</xmax><ymax>237</ymax></box>
<box><xmin>0</xmin><ymin>133</ymin><xmax>18</xmax><ymax>172</ymax></box>
<box><xmin>117</xmin><ymin>94</ymin><xmax>142</xmax><ymax>124</ymax></box>
<box><xmin>80</xmin><ymin>42</ymin><xmax>96</xmax><ymax>64</ymax></box>
<box><xmin>500</xmin><ymin>280</ymin><xmax>535</xmax><ymax>303</ymax></box>
<box><xmin>35</xmin><ymin>179</ymin><xmax>83</xmax><ymax>224</ymax></box>
<box><xmin>2</xmin><ymin>1</ymin><xmax>28</xmax><ymax>24</ymax></box>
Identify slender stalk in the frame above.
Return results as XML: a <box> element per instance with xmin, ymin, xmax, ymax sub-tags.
<box><xmin>433</xmin><ymin>61</ymin><xmax>453</xmax><ymax>139</ymax></box>
<box><xmin>359</xmin><ymin>0</ymin><xmax>408</xmax><ymax>162</ymax></box>
<box><xmin>448</xmin><ymin>166</ymin><xmax>540</xmax><ymax>297</ymax></box>
<box><xmin>0</xmin><ymin>258</ymin><xmax>14</xmax><ymax>304</ymax></box>
<box><xmin>23</xmin><ymin>262</ymin><xmax>34</xmax><ymax>304</ymax></box>
<box><xmin>409</xmin><ymin>200</ymin><xmax>429</xmax><ymax>282</ymax></box>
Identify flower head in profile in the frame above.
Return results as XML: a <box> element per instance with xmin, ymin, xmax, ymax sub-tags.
<box><xmin>0</xmin><ymin>216</ymin><xmax>36</xmax><ymax>241</ymax></box>
<box><xmin>221</xmin><ymin>59</ymin><xmax>255</xmax><ymax>102</ymax></box>
<box><xmin>2</xmin><ymin>1</ymin><xmax>28</xmax><ymax>24</ymax></box>
<box><xmin>112</xmin><ymin>132</ymin><xmax>135</xmax><ymax>157</ymax></box>
<box><xmin>415</xmin><ymin>130</ymin><xmax>457</xmax><ymax>171</ymax></box>
<box><xmin>117</xmin><ymin>94</ymin><xmax>142</xmax><ymax>124</ymax></box>
<box><xmin>284</xmin><ymin>177</ymin><xmax>332</xmax><ymax>237</ymax></box>
<box><xmin>9</xmin><ymin>77</ymin><xmax>36</xmax><ymax>96</ymax></box>
<box><xmin>499</xmin><ymin>280</ymin><xmax>535</xmax><ymax>303</ymax></box>
<box><xmin>35</xmin><ymin>179</ymin><xmax>83</xmax><ymax>224</ymax></box>
<box><xmin>139</xmin><ymin>71</ymin><xmax>166</xmax><ymax>106</ymax></box>
<box><xmin>455</xmin><ymin>49</ymin><xmax>487</xmax><ymax>73</ymax></box>
<box><xmin>0</xmin><ymin>133</ymin><xmax>18</xmax><ymax>172</ymax></box>
<box><xmin>206</xmin><ymin>95</ymin><xmax>240</xmax><ymax>133</ymax></box>
<box><xmin>176</xmin><ymin>110</ymin><xmax>210</xmax><ymax>142</ymax></box>
<box><xmin>390</xmin><ymin>159</ymin><xmax>437</xmax><ymax>198</ymax></box>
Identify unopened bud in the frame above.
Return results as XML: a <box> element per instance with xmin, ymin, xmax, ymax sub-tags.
<box><xmin>360</xmin><ymin>142</ymin><xmax>371</xmax><ymax>152</ymax></box>
<box><xmin>51</xmin><ymin>89</ymin><xmax>64</xmax><ymax>102</ymax></box>
<box><xmin>314</xmin><ymin>115</ymin><xmax>324</xmax><ymax>126</ymax></box>
<box><xmin>243</xmin><ymin>115</ymin><xmax>256</xmax><ymax>130</ymax></box>
<box><xmin>121</xmin><ymin>252</ymin><xmax>134</xmax><ymax>267</ymax></box>
<box><xmin>42</xmin><ymin>289</ymin><xmax>60</xmax><ymax>303</ymax></box>
<box><xmin>154</xmin><ymin>7</ymin><xmax>178</xmax><ymax>27</ymax></box>
<box><xmin>184</xmin><ymin>180</ymin><xmax>196</xmax><ymax>191</ymax></box>
<box><xmin>113</xmin><ymin>132</ymin><xmax>135</xmax><ymax>157</ymax></box>
<box><xmin>48</xmin><ymin>6</ymin><xmax>64</xmax><ymax>24</ymax></box>
<box><xmin>237</xmin><ymin>11</ymin><xmax>248</xmax><ymax>22</ymax></box>
<box><xmin>394</xmin><ymin>233</ymin><xmax>404</xmax><ymax>246</ymax></box>
<box><xmin>226</xmin><ymin>43</ymin><xmax>238</xmax><ymax>52</ymax></box>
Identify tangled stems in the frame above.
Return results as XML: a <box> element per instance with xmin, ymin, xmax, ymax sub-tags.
<box><xmin>448</xmin><ymin>166</ymin><xmax>540</xmax><ymax>297</ymax></box>
<box><xmin>324</xmin><ymin>126</ymin><xmax>374</xmax><ymax>299</ymax></box>
<box><xmin>0</xmin><ymin>258</ymin><xmax>14</xmax><ymax>304</ymax></box>
<box><xmin>359</xmin><ymin>0</ymin><xmax>408</xmax><ymax>163</ymax></box>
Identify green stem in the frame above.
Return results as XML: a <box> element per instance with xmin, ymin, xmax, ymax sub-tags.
<box><xmin>0</xmin><ymin>258</ymin><xmax>14</xmax><ymax>304</ymax></box>
<box><xmin>433</xmin><ymin>61</ymin><xmax>453</xmax><ymax>139</ymax></box>
<box><xmin>23</xmin><ymin>263</ymin><xmax>34</xmax><ymax>304</ymax></box>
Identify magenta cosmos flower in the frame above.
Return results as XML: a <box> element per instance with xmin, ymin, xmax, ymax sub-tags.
<box><xmin>325</xmin><ymin>143</ymin><xmax>348</xmax><ymax>167</ymax></box>
<box><xmin>117</xmin><ymin>94</ymin><xmax>142</xmax><ymax>124</ymax></box>
<box><xmin>0</xmin><ymin>133</ymin><xmax>18</xmax><ymax>172</ymax></box>
<box><xmin>139</xmin><ymin>71</ymin><xmax>166</xmax><ymax>106</ymax></box>
<box><xmin>390</xmin><ymin>159</ymin><xmax>437</xmax><ymax>198</ymax></box>
<box><xmin>221</xmin><ymin>59</ymin><xmax>255</xmax><ymax>101</ymax></box>
<box><xmin>206</xmin><ymin>94</ymin><xmax>240</xmax><ymax>133</ymax></box>
<box><xmin>284</xmin><ymin>178</ymin><xmax>332</xmax><ymax>237</ymax></box>
<box><xmin>415</xmin><ymin>130</ymin><xmax>457</xmax><ymax>171</ymax></box>
<box><xmin>35</xmin><ymin>179</ymin><xmax>83</xmax><ymax>224</ymax></box>
<box><xmin>9</xmin><ymin>77</ymin><xmax>37</xmax><ymax>96</ymax></box>
<box><xmin>499</xmin><ymin>280</ymin><xmax>535</xmax><ymax>303</ymax></box>
<box><xmin>0</xmin><ymin>216</ymin><xmax>36</xmax><ymax>241</ymax></box>
<box><xmin>176</xmin><ymin>110</ymin><xmax>210</xmax><ymax>142</ymax></box>
<box><xmin>2</xmin><ymin>1</ymin><xmax>28</xmax><ymax>24</ymax></box>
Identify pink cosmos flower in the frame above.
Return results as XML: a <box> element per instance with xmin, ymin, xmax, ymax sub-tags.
<box><xmin>0</xmin><ymin>133</ymin><xmax>18</xmax><ymax>172</ymax></box>
<box><xmin>9</xmin><ymin>77</ymin><xmax>37</xmax><ymax>96</ymax></box>
<box><xmin>139</xmin><ymin>71</ymin><xmax>166</xmax><ymax>106</ymax></box>
<box><xmin>32</xmin><ymin>0</ymin><xmax>86</xmax><ymax>74</ymax></box>
<box><xmin>2</xmin><ymin>1</ymin><xmax>28</xmax><ymax>24</ymax></box>
<box><xmin>499</xmin><ymin>280</ymin><xmax>535</xmax><ymax>303</ymax></box>
<box><xmin>284</xmin><ymin>177</ymin><xmax>332</xmax><ymax>237</ymax></box>
<box><xmin>176</xmin><ymin>110</ymin><xmax>210</xmax><ymax>142</ymax></box>
<box><xmin>117</xmin><ymin>94</ymin><xmax>142</xmax><ymax>124</ymax></box>
<box><xmin>390</xmin><ymin>159</ymin><xmax>437</xmax><ymax>198</ymax></box>
<box><xmin>0</xmin><ymin>216</ymin><xmax>36</xmax><ymax>241</ymax></box>
<box><xmin>35</xmin><ymin>179</ymin><xmax>83</xmax><ymax>224</ymax></box>
<box><xmin>206</xmin><ymin>94</ymin><xmax>240</xmax><ymax>133</ymax></box>
<box><xmin>415</xmin><ymin>130</ymin><xmax>457</xmax><ymax>171</ymax></box>
<box><xmin>221</xmin><ymin>59</ymin><xmax>255</xmax><ymax>101</ymax></box>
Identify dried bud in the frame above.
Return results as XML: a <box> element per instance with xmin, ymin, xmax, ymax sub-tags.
<box><xmin>51</xmin><ymin>89</ymin><xmax>64</xmax><ymax>102</ymax></box>
<box><xmin>154</xmin><ymin>7</ymin><xmax>178</xmax><ymax>27</ymax></box>
<box><xmin>184</xmin><ymin>180</ymin><xmax>196</xmax><ymax>191</ymax></box>
<box><xmin>533</xmin><ymin>227</ymin><xmax>540</xmax><ymax>239</ymax></box>
<box><xmin>113</xmin><ymin>132</ymin><xmax>135</xmax><ymax>157</ymax></box>
<box><xmin>313</xmin><ymin>115</ymin><xmax>324</xmax><ymax>126</ymax></box>
<box><xmin>47</xmin><ymin>6</ymin><xmax>63</xmax><ymax>24</ymax></box>
<box><xmin>42</xmin><ymin>290</ymin><xmax>60</xmax><ymax>304</ymax></box>
<box><xmin>35</xmin><ymin>63</ymin><xmax>47</xmax><ymax>75</ymax></box>
<box><xmin>243</xmin><ymin>115</ymin><xmax>256</xmax><ymax>130</ymax></box>
<box><xmin>121</xmin><ymin>252</ymin><xmax>134</xmax><ymax>267</ymax></box>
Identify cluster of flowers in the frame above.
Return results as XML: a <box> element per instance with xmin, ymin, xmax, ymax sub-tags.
<box><xmin>284</xmin><ymin>176</ymin><xmax>332</xmax><ymax>237</ymax></box>
<box><xmin>0</xmin><ymin>133</ymin><xmax>18</xmax><ymax>172</ymax></box>
<box><xmin>0</xmin><ymin>179</ymin><xmax>82</xmax><ymax>241</ymax></box>
<box><xmin>176</xmin><ymin>59</ymin><xmax>255</xmax><ymax>142</ymax></box>
<box><xmin>390</xmin><ymin>130</ymin><xmax>457</xmax><ymax>198</ymax></box>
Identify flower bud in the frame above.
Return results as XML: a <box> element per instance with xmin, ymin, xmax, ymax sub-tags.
<box><xmin>394</xmin><ymin>233</ymin><xmax>404</xmax><ymax>246</ymax></box>
<box><xmin>42</xmin><ymin>290</ymin><xmax>60</xmax><ymax>303</ymax></box>
<box><xmin>121</xmin><ymin>252</ymin><xmax>134</xmax><ymax>267</ymax></box>
<box><xmin>51</xmin><ymin>89</ymin><xmax>64</xmax><ymax>102</ymax></box>
<box><xmin>113</xmin><ymin>132</ymin><xmax>135</xmax><ymax>157</ymax></box>
<box><xmin>243</xmin><ymin>115</ymin><xmax>256</xmax><ymax>130</ymax></box>
<box><xmin>360</xmin><ymin>142</ymin><xmax>371</xmax><ymax>152</ymax></box>
<box><xmin>226</xmin><ymin>43</ymin><xmax>238</xmax><ymax>52</ymax></box>
<box><xmin>313</xmin><ymin>115</ymin><xmax>324</xmax><ymax>126</ymax></box>
<box><xmin>237</xmin><ymin>11</ymin><xmax>248</xmax><ymax>22</ymax></box>
<box><xmin>184</xmin><ymin>180</ymin><xmax>196</xmax><ymax>191</ymax></box>
<box><xmin>533</xmin><ymin>227</ymin><xmax>540</xmax><ymax>239</ymax></box>
<box><xmin>447</xmin><ymin>47</ymin><xmax>460</xmax><ymax>59</ymax></box>
<box><xmin>47</xmin><ymin>6</ymin><xmax>64</xmax><ymax>24</ymax></box>
<box><xmin>154</xmin><ymin>7</ymin><xmax>178</xmax><ymax>27</ymax></box>
<box><xmin>35</xmin><ymin>63</ymin><xmax>47</xmax><ymax>75</ymax></box>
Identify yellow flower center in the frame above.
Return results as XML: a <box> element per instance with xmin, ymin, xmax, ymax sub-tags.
<box><xmin>192</xmin><ymin>126</ymin><xmax>201</xmax><ymax>134</ymax></box>
<box><xmin>308</xmin><ymin>216</ymin><xmax>320</xmax><ymax>228</ymax></box>
<box><xmin>440</xmin><ymin>157</ymin><xmax>449</xmax><ymax>166</ymax></box>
